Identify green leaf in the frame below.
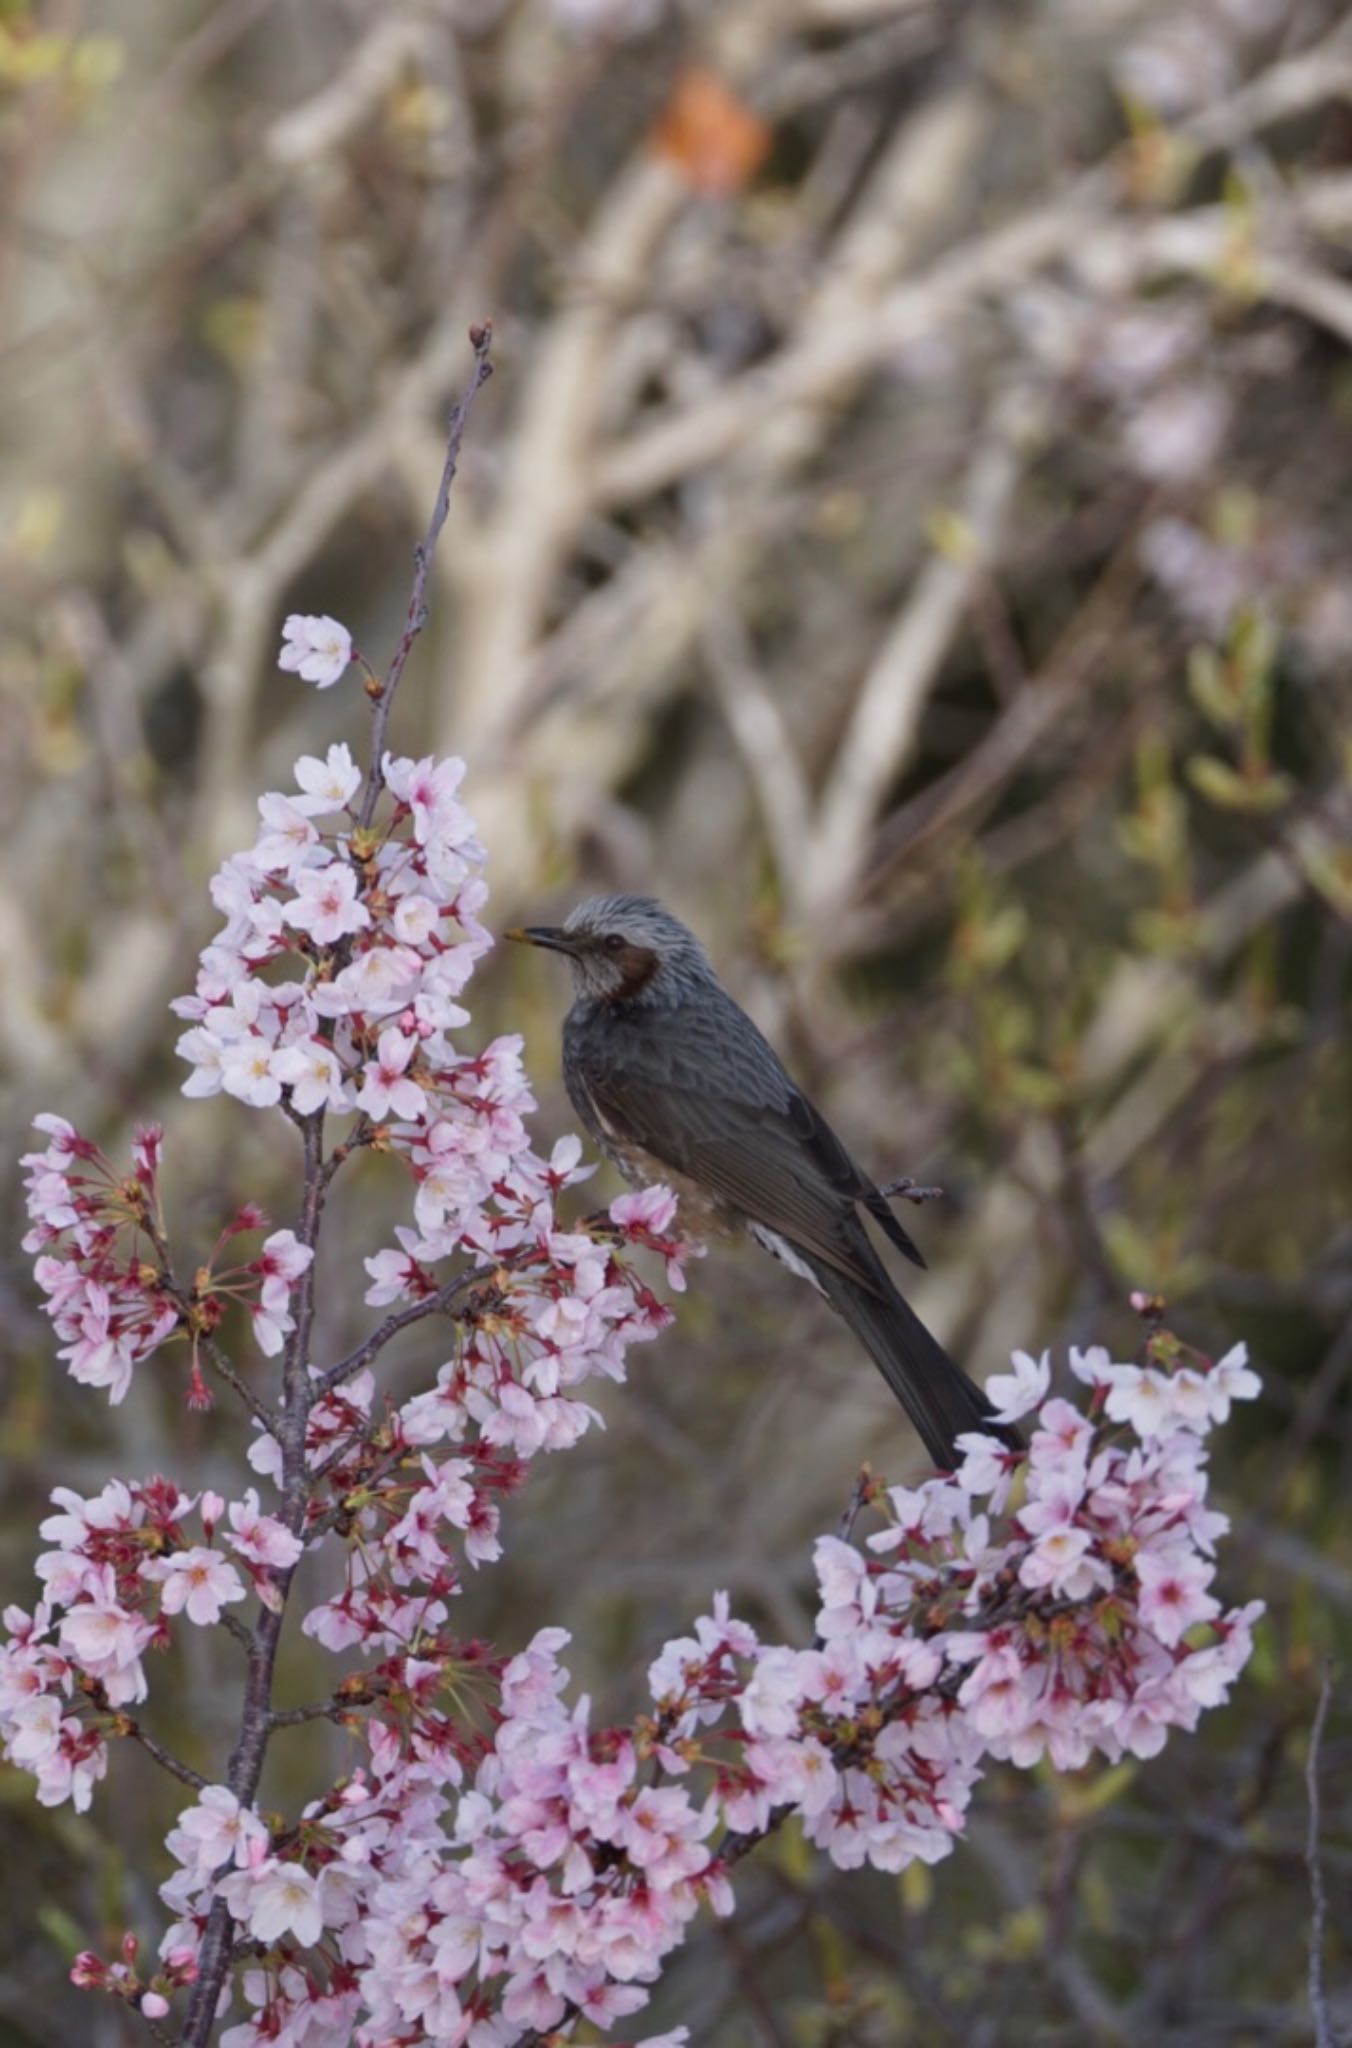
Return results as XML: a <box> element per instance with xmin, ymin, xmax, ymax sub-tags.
<box><xmin>1188</xmin><ymin>647</ymin><xmax>1241</xmax><ymax>730</ymax></box>
<box><xmin>1187</xmin><ymin>755</ymin><xmax>1292</xmax><ymax>812</ymax></box>
<box><xmin>1057</xmin><ymin>1759</ymin><xmax>1139</xmax><ymax>1819</ymax></box>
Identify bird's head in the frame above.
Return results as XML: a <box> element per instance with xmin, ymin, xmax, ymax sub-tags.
<box><xmin>506</xmin><ymin>894</ymin><xmax>712</xmax><ymax>1008</ymax></box>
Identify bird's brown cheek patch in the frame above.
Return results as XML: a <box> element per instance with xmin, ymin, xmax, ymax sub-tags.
<box><xmin>611</xmin><ymin>945</ymin><xmax>660</xmax><ymax>1002</ymax></box>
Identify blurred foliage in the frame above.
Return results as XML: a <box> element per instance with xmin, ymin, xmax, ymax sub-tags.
<box><xmin>1</xmin><ymin>0</ymin><xmax>1351</xmax><ymax>2041</ymax></box>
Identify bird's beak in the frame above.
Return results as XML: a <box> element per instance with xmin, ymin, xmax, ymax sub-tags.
<box><xmin>504</xmin><ymin>925</ymin><xmax>577</xmax><ymax>954</ymax></box>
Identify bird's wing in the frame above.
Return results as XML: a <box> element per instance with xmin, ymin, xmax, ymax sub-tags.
<box><xmin>571</xmin><ymin>993</ymin><xmax>920</xmax><ymax>1291</ymax></box>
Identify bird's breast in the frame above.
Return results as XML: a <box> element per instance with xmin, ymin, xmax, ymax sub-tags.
<box><xmin>562</xmin><ymin>1001</ymin><xmax>743</xmax><ymax>1239</ymax></box>
<box><xmin>589</xmin><ymin>1122</ymin><xmax>741</xmax><ymax>1241</ymax></box>
<box><xmin>639</xmin><ymin>1157</ymin><xmax>741</xmax><ymax>1239</ymax></box>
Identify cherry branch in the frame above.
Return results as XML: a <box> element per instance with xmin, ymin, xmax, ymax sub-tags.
<box><xmin>266</xmin><ymin>1699</ymin><xmax>354</xmax><ymax>1730</ymax></box>
<box><xmin>141</xmin><ymin>1214</ymin><xmax>282</xmax><ymax>1434</ymax></box>
<box><xmin>311</xmin><ymin>1265</ymin><xmax>506</xmax><ymax>1398</ymax></box>
<box><xmin>179</xmin><ymin>325</ymin><xmax>494</xmax><ymax>2048</ymax></box>
<box><xmin>357</xmin><ymin>320</ymin><xmax>494</xmax><ymax>832</ymax></box>
<box><xmin>116</xmin><ymin>1716</ymin><xmax>209</xmax><ymax>1794</ymax></box>
<box><xmin>195</xmin><ymin>1341</ymin><xmax>280</xmax><ymax>1434</ymax></box>
<box><xmin>312</xmin><ymin>1209</ymin><xmax>626</xmax><ymax>1398</ymax></box>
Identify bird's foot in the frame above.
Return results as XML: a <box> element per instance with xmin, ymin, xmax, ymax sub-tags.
<box><xmin>880</xmin><ymin>1174</ymin><xmax>944</xmax><ymax>1206</ymax></box>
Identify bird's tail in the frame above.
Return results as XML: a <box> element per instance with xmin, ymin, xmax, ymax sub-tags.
<box><xmin>816</xmin><ymin>1262</ymin><xmax>1020</xmax><ymax>1470</ymax></box>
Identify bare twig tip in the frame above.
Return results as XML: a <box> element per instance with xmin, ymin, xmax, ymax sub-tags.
<box><xmin>1307</xmin><ymin>1659</ymin><xmax>1337</xmax><ymax>2048</ymax></box>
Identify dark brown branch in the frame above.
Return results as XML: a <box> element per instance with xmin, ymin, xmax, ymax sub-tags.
<box><xmin>313</xmin><ymin>1262</ymin><xmax>505</xmax><ymax>1397</ymax></box>
<box><xmin>181</xmin><ymin>1112</ymin><xmax>330</xmax><ymax>2046</ymax></box>
<box><xmin>267</xmin><ymin>1699</ymin><xmax>349</xmax><ymax>1730</ymax></box>
<box><xmin>313</xmin><ymin>1208</ymin><xmax>624</xmax><ymax>1400</ymax></box>
<box><xmin>117</xmin><ymin>1716</ymin><xmax>209</xmax><ymax>1793</ymax></box>
<box><xmin>197</xmin><ymin>1336</ymin><xmax>282</xmax><ymax>1435</ymax></box>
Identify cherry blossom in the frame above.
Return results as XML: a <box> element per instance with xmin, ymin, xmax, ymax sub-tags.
<box><xmin>294</xmin><ymin>742</ymin><xmax>363</xmax><ymax>813</ymax></box>
<box><xmin>225</xmin><ymin>1492</ymin><xmax>303</xmax><ymax>1571</ymax></box>
<box><xmin>167</xmin><ymin>1787</ymin><xmax>269</xmax><ymax>1877</ymax></box>
<box><xmin>283</xmin><ymin>860</ymin><xmax>372</xmax><ymax>946</ymax></box>
<box><xmin>356</xmin><ymin>1027</ymin><xmax>426</xmax><ymax>1122</ymax></box>
<box><xmin>278</xmin><ymin>613</ymin><xmax>354</xmax><ymax>689</ymax></box>
<box><xmin>221</xmin><ymin>1857</ymin><xmax>324</xmax><ymax>1946</ymax></box>
<box><xmin>983</xmin><ymin>1347</ymin><xmax>1051</xmax><ymax>1423</ymax></box>
<box><xmin>271</xmin><ymin>1038</ymin><xmax>351</xmax><ymax>1115</ymax></box>
<box><xmin>58</xmin><ymin>1578</ymin><xmax>153</xmax><ymax>1704</ymax></box>
<box><xmin>143</xmin><ymin>1549</ymin><xmax>248</xmax><ymax>1627</ymax></box>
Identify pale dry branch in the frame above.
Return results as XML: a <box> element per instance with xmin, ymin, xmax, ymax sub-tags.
<box><xmin>806</xmin><ymin>383</ymin><xmax>1039</xmax><ymax>913</ymax></box>
<box><xmin>701</xmin><ymin>598</ymin><xmax>813</xmax><ymax>905</ymax></box>
<box><xmin>265</xmin><ymin>16</ymin><xmax>446</xmax><ymax>169</ymax></box>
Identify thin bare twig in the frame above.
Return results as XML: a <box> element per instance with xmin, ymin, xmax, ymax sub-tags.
<box><xmin>196</xmin><ymin>1337</ymin><xmax>282</xmax><ymax>1435</ymax></box>
<box><xmin>313</xmin><ymin>1209</ymin><xmax>624</xmax><ymax>1398</ymax></box>
<box><xmin>357</xmin><ymin>321</ymin><xmax>495</xmax><ymax>831</ymax></box>
<box><xmin>1306</xmin><ymin>1661</ymin><xmax>1336</xmax><ymax>2048</ymax></box>
<box><xmin>836</xmin><ymin>1466</ymin><xmax>873</xmax><ymax>1543</ymax></box>
<box><xmin>267</xmin><ymin>1699</ymin><xmax>350</xmax><ymax>1730</ymax></box>
<box><xmin>219</xmin><ymin>1612</ymin><xmax>254</xmax><ymax>1651</ymax></box>
<box><xmin>118</xmin><ymin>1718</ymin><xmax>209</xmax><ymax>1793</ymax></box>
<box><xmin>311</xmin><ymin>1266</ymin><xmax>501</xmax><ymax>1397</ymax></box>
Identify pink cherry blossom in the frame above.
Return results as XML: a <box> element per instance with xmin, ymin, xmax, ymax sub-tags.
<box><xmin>252</xmin><ymin>792</ymin><xmax>320</xmax><ymax>874</ymax></box>
<box><xmin>293</xmin><ymin>741</ymin><xmax>362</xmax><ymax>813</ymax></box>
<box><xmin>225</xmin><ymin>1492</ymin><xmax>303</xmax><ymax>1570</ymax></box>
<box><xmin>983</xmin><ymin>1348</ymin><xmax>1052</xmax><ymax>1424</ymax></box>
<box><xmin>143</xmin><ymin>1548</ymin><xmax>247</xmax><ymax>1627</ymax></box>
<box><xmin>283</xmin><ymin>859</ymin><xmax>371</xmax><ymax>946</ymax></box>
<box><xmin>58</xmin><ymin>1582</ymin><xmax>151</xmax><ymax>1705</ymax></box>
<box><xmin>219</xmin><ymin>1035</ymin><xmax>285</xmax><ymax>1110</ymax></box>
<box><xmin>278</xmin><ymin>613</ymin><xmax>353</xmax><ymax>689</ymax></box>
<box><xmin>166</xmin><ymin>1785</ymin><xmax>268</xmax><ymax>1876</ymax></box>
<box><xmin>271</xmin><ymin>1038</ymin><xmax>351</xmax><ymax>1115</ymax></box>
<box><xmin>381</xmin><ymin>751</ymin><xmax>469</xmax><ymax>850</ymax></box>
<box><xmin>1206</xmin><ymin>1343</ymin><xmax>1261</xmax><ymax>1420</ymax></box>
<box><xmin>356</xmin><ymin>1028</ymin><xmax>426</xmax><ymax>1122</ymax></box>
<box><xmin>222</xmin><ymin>1857</ymin><xmax>324</xmax><ymax>1945</ymax></box>
<box><xmin>255</xmin><ymin>1228</ymin><xmax>313</xmax><ymax>1299</ymax></box>
<box><xmin>1134</xmin><ymin>1546</ymin><xmax>1220</xmax><ymax>1647</ymax></box>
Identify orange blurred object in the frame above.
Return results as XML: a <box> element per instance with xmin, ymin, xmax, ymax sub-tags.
<box><xmin>650</xmin><ymin>68</ymin><xmax>772</xmax><ymax>197</ymax></box>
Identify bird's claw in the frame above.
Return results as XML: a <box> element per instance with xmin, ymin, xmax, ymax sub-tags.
<box><xmin>880</xmin><ymin>1175</ymin><xmax>944</xmax><ymax>1206</ymax></box>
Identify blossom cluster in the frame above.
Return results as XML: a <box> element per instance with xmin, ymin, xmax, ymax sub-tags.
<box><xmin>169</xmin><ymin>726</ymin><xmax>688</xmax><ymax>1340</ymax></box>
<box><xmin>152</xmin><ymin>1337</ymin><xmax>1257</xmax><ymax>2046</ymax></box>
<box><xmin>21</xmin><ymin>1114</ymin><xmax>315</xmax><ymax>1401</ymax></box>
<box><xmin>0</xmin><ymin>1477</ymin><xmax>301</xmax><ymax>1814</ymax></box>
<box><xmin>173</xmin><ymin>743</ymin><xmax>486</xmax><ymax>1115</ymax></box>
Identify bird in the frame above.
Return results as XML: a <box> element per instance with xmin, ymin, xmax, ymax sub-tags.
<box><xmin>506</xmin><ymin>894</ymin><xmax>1017</xmax><ymax>1468</ymax></box>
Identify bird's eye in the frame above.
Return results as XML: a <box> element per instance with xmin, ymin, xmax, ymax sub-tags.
<box><xmin>602</xmin><ymin>933</ymin><xmax>625</xmax><ymax>953</ymax></box>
